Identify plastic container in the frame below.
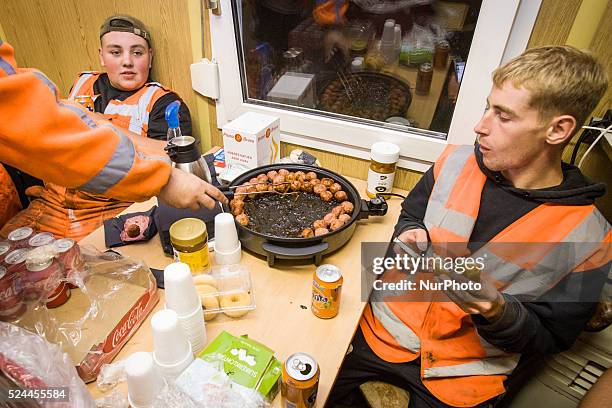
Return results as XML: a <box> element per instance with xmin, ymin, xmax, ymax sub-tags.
<box><xmin>194</xmin><ymin>265</ymin><xmax>256</xmax><ymax>321</ymax></box>
<box><xmin>366</xmin><ymin>142</ymin><xmax>400</xmax><ymax>198</ymax></box>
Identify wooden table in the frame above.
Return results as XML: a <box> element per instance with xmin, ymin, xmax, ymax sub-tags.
<box><xmin>83</xmin><ymin>177</ymin><xmax>406</xmax><ymax>406</ymax></box>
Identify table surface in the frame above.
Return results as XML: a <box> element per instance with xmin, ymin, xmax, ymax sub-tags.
<box><xmin>82</xmin><ymin>176</ymin><xmax>407</xmax><ymax>406</ymax></box>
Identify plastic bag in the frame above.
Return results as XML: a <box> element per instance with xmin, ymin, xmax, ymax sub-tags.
<box><xmin>3</xmin><ymin>243</ymin><xmax>159</xmax><ymax>383</ymax></box>
<box><xmin>0</xmin><ymin>321</ymin><xmax>95</xmax><ymax>407</ymax></box>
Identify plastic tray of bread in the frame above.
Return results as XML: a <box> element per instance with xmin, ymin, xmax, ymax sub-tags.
<box><xmin>193</xmin><ymin>265</ymin><xmax>255</xmax><ymax>321</ymax></box>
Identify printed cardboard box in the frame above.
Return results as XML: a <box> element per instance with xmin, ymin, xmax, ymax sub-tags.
<box><xmin>222</xmin><ymin>112</ymin><xmax>280</xmax><ymax>169</ymax></box>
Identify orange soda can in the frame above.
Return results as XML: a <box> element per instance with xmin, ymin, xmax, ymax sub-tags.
<box><xmin>311</xmin><ymin>264</ymin><xmax>343</xmax><ymax>319</ymax></box>
<box><xmin>281</xmin><ymin>352</ymin><xmax>320</xmax><ymax>408</ymax></box>
<box><xmin>74</xmin><ymin>95</ymin><xmax>94</xmax><ymax>112</ymax></box>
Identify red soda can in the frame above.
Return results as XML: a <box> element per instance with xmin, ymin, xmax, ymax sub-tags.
<box><xmin>0</xmin><ymin>266</ymin><xmax>21</xmax><ymax>310</ymax></box>
<box><xmin>24</xmin><ymin>245</ymin><xmax>64</xmax><ymax>302</ymax></box>
<box><xmin>0</xmin><ymin>241</ymin><xmax>11</xmax><ymax>265</ymax></box>
<box><xmin>4</xmin><ymin>248</ymin><xmax>30</xmax><ymax>276</ymax></box>
<box><xmin>54</xmin><ymin>238</ymin><xmax>87</xmax><ymax>288</ymax></box>
<box><xmin>0</xmin><ymin>266</ymin><xmax>26</xmax><ymax>322</ymax></box>
<box><xmin>7</xmin><ymin>227</ymin><xmax>34</xmax><ymax>249</ymax></box>
<box><xmin>44</xmin><ymin>280</ymin><xmax>71</xmax><ymax>309</ymax></box>
<box><xmin>28</xmin><ymin>232</ymin><xmax>55</xmax><ymax>248</ymax></box>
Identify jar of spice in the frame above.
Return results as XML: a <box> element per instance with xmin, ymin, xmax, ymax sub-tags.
<box><xmin>169</xmin><ymin>218</ymin><xmax>210</xmax><ymax>275</ymax></box>
<box><xmin>366</xmin><ymin>142</ymin><xmax>400</xmax><ymax>198</ymax></box>
<box><xmin>433</xmin><ymin>40</ymin><xmax>450</xmax><ymax>69</ymax></box>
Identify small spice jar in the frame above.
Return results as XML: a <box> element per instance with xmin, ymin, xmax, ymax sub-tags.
<box><xmin>416</xmin><ymin>62</ymin><xmax>433</xmax><ymax>96</ymax></box>
<box><xmin>170</xmin><ymin>218</ymin><xmax>210</xmax><ymax>275</ymax></box>
<box><xmin>366</xmin><ymin>142</ymin><xmax>400</xmax><ymax>198</ymax></box>
<box><xmin>433</xmin><ymin>40</ymin><xmax>450</xmax><ymax>69</ymax></box>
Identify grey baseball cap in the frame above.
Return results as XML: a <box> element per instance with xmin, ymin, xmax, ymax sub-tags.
<box><xmin>100</xmin><ymin>14</ymin><xmax>151</xmax><ymax>46</ymax></box>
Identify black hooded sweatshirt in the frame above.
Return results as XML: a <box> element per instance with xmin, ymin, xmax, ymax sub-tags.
<box><xmin>393</xmin><ymin>144</ymin><xmax>609</xmax><ymax>357</ymax></box>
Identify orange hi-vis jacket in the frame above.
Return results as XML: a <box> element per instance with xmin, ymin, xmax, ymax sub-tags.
<box><xmin>0</xmin><ymin>41</ymin><xmax>171</xmax><ymax>203</ymax></box>
<box><xmin>360</xmin><ymin>145</ymin><xmax>611</xmax><ymax>407</ymax></box>
<box><xmin>68</xmin><ymin>71</ymin><xmax>172</xmax><ymax>137</ymax></box>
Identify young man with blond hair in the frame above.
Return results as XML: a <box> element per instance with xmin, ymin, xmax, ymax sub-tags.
<box><xmin>327</xmin><ymin>45</ymin><xmax>610</xmax><ymax>407</ymax></box>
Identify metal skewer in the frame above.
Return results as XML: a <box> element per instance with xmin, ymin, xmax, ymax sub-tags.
<box><xmin>229</xmin><ymin>181</ymin><xmax>291</xmax><ymax>190</ymax></box>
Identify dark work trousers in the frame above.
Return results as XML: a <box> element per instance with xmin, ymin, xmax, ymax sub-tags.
<box><xmin>325</xmin><ymin>327</ymin><xmax>495</xmax><ymax>408</ymax></box>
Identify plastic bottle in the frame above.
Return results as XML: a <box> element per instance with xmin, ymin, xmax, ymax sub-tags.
<box><xmin>366</xmin><ymin>142</ymin><xmax>400</xmax><ymax>198</ymax></box>
<box><xmin>165</xmin><ymin>101</ymin><xmax>182</xmax><ymax>142</ymax></box>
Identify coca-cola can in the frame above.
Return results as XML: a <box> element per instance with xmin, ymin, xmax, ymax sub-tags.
<box><xmin>7</xmin><ymin>227</ymin><xmax>34</xmax><ymax>249</ymax></box>
<box><xmin>4</xmin><ymin>248</ymin><xmax>30</xmax><ymax>276</ymax></box>
<box><xmin>0</xmin><ymin>241</ymin><xmax>11</xmax><ymax>265</ymax></box>
<box><xmin>24</xmin><ymin>245</ymin><xmax>64</xmax><ymax>301</ymax></box>
<box><xmin>45</xmin><ymin>280</ymin><xmax>71</xmax><ymax>309</ymax></box>
<box><xmin>0</xmin><ymin>266</ymin><xmax>22</xmax><ymax>310</ymax></box>
<box><xmin>0</xmin><ymin>302</ymin><xmax>27</xmax><ymax>322</ymax></box>
<box><xmin>54</xmin><ymin>238</ymin><xmax>87</xmax><ymax>288</ymax></box>
<box><xmin>28</xmin><ymin>232</ymin><xmax>55</xmax><ymax>248</ymax></box>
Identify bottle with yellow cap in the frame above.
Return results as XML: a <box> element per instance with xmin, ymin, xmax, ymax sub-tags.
<box><xmin>366</xmin><ymin>142</ymin><xmax>400</xmax><ymax>198</ymax></box>
<box><xmin>169</xmin><ymin>218</ymin><xmax>210</xmax><ymax>275</ymax></box>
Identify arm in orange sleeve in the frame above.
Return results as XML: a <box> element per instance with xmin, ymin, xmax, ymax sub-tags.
<box><xmin>0</xmin><ymin>41</ymin><xmax>171</xmax><ymax>203</ymax></box>
<box><xmin>313</xmin><ymin>0</ymin><xmax>348</xmax><ymax>26</ymax></box>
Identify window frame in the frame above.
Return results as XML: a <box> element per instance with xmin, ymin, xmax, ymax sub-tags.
<box><xmin>208</xmin><ymin>0</ymin><xmax>541</xmax><ymax>171</ymax></box>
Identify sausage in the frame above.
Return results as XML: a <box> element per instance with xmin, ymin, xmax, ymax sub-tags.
<box><xmin>301</xmin><ymin>228</ymin><xmax>315</xmax><ymax>238</ymax></box>
<box><xmin>235</xmin><ymin>213</ymin><xmax>249</xmax><ymax>226</ymax></box>
<box><xmin>314</xmin><ymin>227</ymin><xmax>329</xmax><ymax>236</ymax></box>
<box><xmin>334</xmin><ymin>191</ymin><xmax>348</xmax><ymax>201</ymax></box>
<box><xmin>329</xmin><ymin>183</ymin><xmax>342</xmax><ymax>194</ymax></box>
<box><xmin>320</xmin><ymin>191</ymin><xmax>333</xmax><ymax>201</ymax></box>
<box><xmin>313</xmin><ymin>184</ymin><xmax>327</xmax><ymax>195</ymax></box>
<box><xmin>341</xmin><ymin>201</ymin><xmax>354</xmax><ymax>213</ymax></box>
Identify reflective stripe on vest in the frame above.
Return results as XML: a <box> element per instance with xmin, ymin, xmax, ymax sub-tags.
<box><xmin>424</xmin><ymin>145</ymin><xmax>480</xmax><ymax>240</ymax></box>
<box><xmin>103</xmin><ymin>84</ymin><xmax>160</xmax><ymax>134</ymax></box>
<box><xmin>78</xmin><ymin>125</ymin><xmax>135</xmax><ymax>194</ymax></box>
<box><xmin>371</xmin><ymin>301</ymin><xmax>421</xmax><ymax>353</ymax></box>
<box><xmin>423</xmin><ymin>354</ymin><xmax>520</xmax><ymax>378</ymax></box>
<box><xmin>69</xmin><ymin>72</ymin><xmax>97</xmax><ymax>99</ymax></box>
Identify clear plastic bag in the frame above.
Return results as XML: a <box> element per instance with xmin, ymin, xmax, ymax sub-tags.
<box><xmin>0</xmin><ymin>321</ymin><xmax>95</xmax><ymax>407</ymax></box>
<box><xmin>3</xmin><ymin>243</ymin><xmax>159</xmax><ymax>383</ymax></box>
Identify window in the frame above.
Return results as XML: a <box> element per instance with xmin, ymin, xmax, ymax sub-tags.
<box><xmin>208</xmin><ymin>0</ymin><xmax>541</xmax><ymax>171</ymax></box>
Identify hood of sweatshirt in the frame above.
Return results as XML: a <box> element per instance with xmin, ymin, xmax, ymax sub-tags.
<box><xmin>474</xmin><ymin>144</ymin><xmax>606</xmax><ymax>205</ymax></box>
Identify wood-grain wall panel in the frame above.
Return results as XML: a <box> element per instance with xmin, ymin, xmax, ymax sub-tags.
<box><xmin>0</xmin><ymin>0</ymin><xmax>200</xmax><ymax>137</ymax></box>
<box><xmin>528</xmin><ymin>0</ymin><xmax>583</xmax><ymax>47</ymax></box>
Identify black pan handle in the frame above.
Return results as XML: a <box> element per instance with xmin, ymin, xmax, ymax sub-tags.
<box><xmin>358</xmin><ymin>196</ymin><xmax>388</xmax><ymax>220</ymax></box>
<box><xmin>262</xmin><ymin>242</ymin><xmax>329</xmax><ymax>266</ymax></box>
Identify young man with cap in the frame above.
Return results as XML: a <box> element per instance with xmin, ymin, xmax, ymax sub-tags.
<box><xmin>0</xmin><ymin>17</ymin><xmax>223</xmax><ymax>239</ymax></box>
<box><xmin>327</xmin><ymin>45</ymin><xmax>610</xmax><ymax>407</ymax></box>
<box><xmin>0</xmin><ymin>41</ymin><xmax>226</xmax><ymax>215</ymax></box>
<box><xmin>69</xmin><ymin>14</ymin><xmax>191</xmax><ymax>140</ymax></box>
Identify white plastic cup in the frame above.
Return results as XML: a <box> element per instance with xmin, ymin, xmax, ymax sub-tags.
<box><xmin>177</xmin><ymin>306</ymin><xmax>207</xmax><ymax>355</ymax></box>
<box><xmin>126</xmin><ymin>352</ymin><xmax>164</xmax><ymax>408</ymax></box>
<box><xmin>164</xmin><ymin>262</ymin><xmax>201</xmax><ymax>315</ymax></box>
<box><xmin>214</xmin><ymin>213</ymin><xmax>239</xmax><ymax>253</ymax></box>
<box><xmin>151</xmin><ymin>309</ymin><xmax>193</xmax><ymax>367</ymax></box>
<box><xmin>214</xmin><ymin>213</ymin><xmax>242</xmax><ymax>264</ymax></box>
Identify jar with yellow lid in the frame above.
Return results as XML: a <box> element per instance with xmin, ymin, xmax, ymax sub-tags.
<box><xmin>169</xmin><ymin>218</ymin><xmax>210</xmax><ymax>275</ymax></box>
<box><xmin>366</xmin><ymin>142</ymin><xmax>400</xmax><ymax>198</ymax></box>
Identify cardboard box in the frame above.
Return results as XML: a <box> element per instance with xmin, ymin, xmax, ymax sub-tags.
<box><xmin>14</xmin><ymin>259</ymin><xmax>159</xmax><ymax>383</ymax></box>
<box><xmin>222</xmin><ymin>112</ymin><xmax>280</xmax><ymax>169</ymax></box>
<box><xmin>198</xmin><ymin>331</ymin><xmax>282</xmax><ymax>402</ymax></box>
<box><xmin>267</xmin><ymin>72</ymin><xmax>316</xmax><ymax>109</ymax></box>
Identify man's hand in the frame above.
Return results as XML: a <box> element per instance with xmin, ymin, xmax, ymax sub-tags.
<box><xmin>158</xmin><ymin>168</ymin><xmax>228</xmax><ymax>210</ymax></box>
<box><xmin>323</xmin><ymin>29</ymin><xmax>349</xmax><ymax>62</ymax></box>
<box><xmin>436</xmin><ymin>271</ymin><xmax>505</xmax><ymax>320</ymax></box>
<box><xmin>397</xmin><ymin>228</ymin><xmax>429</xmax><ymax>253</ymax></box>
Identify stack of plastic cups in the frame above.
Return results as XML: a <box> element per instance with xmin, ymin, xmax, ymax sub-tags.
<box><xmin>151</xmin><ymin>309</ymin><xmax>194</xmax><ymax>380</ymax></box>
<box><xmin>214</xmin><ymin>213</ymin><xmax>242</xmax><ymax>265</ymax></box>
<box><xmin>126</xmin><ymin>351</ymin><xmax>164</xmax><ymax>408</ymax></box>
<box><xmin>393</xmin><ymin>24</ymin><xmax>402</xmax><ymax>65</ymax></box>
<box><xmin>381</xmin><ymin>19</ymin><xmax>396</xmax><ymax>65</ymax></box>
<box><xmin>164</xmin><ymin>262</ymin><xmax>207</xmax><ymax>354</ymax></box>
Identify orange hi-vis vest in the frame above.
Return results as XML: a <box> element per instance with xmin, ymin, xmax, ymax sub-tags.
<box><xmin>68</xmin><ymin>72</ymin><xmax>171</xmax><ymax>137</ymax></box>
<box><xmin>360</xmin><ymin>144</ymin><xmax>611</xmax><ymax>407</ymax></box>
<box><xmin>0</xmin><ymin>41</ymin><xmax>171</xmax><ymax>204</ymax></box>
